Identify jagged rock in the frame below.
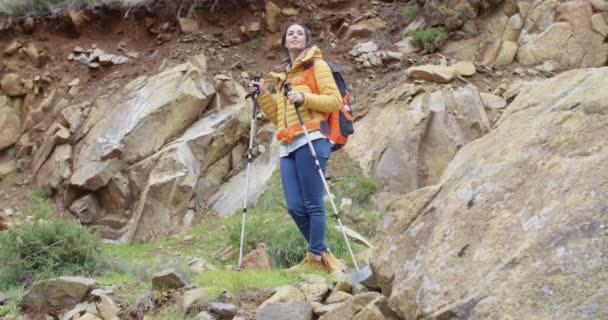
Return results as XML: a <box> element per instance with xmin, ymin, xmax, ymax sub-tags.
<box><xmin>23</xmin><ymin>17</ymin><xmax>35</xmax><ymax>33</ymax></box>
<box><xmin>32</xmin><ymin>123</ymin><xmax>71</xmax><ymax>174</ymax></box>
<box><xmin>347</xmin><ymin>266</ymin><xmax>379</xmax><ymax>290</ymax></box>
<box><xmin>394</xmin><ymin>37</ymin><xmax>417</xmax><ymax>54</ymax></box>
<box><xmin>98</xmin><ymin>172</ymin><xmax>131</xmax><ymax>218</ymax></box>
<box><xmin>324</xmin><ymin>291</ymin><xmax>353</xmax><ymax>304</ymax></box>
<box><xmin>332</xmin><ymin>281</ymin><xmax>352</xmax><ymax>295</ymax></box>
<box><xmin>58</xmin><ymin>102</ymin><xmax>88</xmax><ymax>133</ymax></box>
<box><xmin>261</xmin><ymin>285</ymin><xmax>305</xmax><ymax>306</ymax></box>
<box><xmin>125</xmin><ymin>291</ymin><xmax>154</xmax><ymax>319</ymax></box>
<box><xmin>151</xmin><ymin>269</ymin><xmax>188</xmax><ymax>290</ymax></box>
<box><xmin>345</xmin><ymin>17</ymin><xmax>386</xmax><ymax>41</ymax></box>
<box><xmin>69</xmin><ymin>194</ymin><xmax>102</xmax><ymax>225</ymax></box>
<box><xmin>89</xmin><ymin>289</ymin><xmax>113</xmax><ymax>298</ymax></box>
<box><xmin>1</xmin><ymin>73</ymin><xmax>25</xmax><ymax>97</ymax></box>
<box><xmin>179</xmin><ymin>18</ymin><xmax>199</xmax><ymax>33</ymax></box>
<box><xmin>452</xmin><ymin>61</ymin><xmax>476</xmax><ymax>77</ymax></box>
<box><xmin>349</xmin><ymin>41</ymin><xmax>378</xmax><ymax>57</ymax></box>
<box><xmin>19</xmin><ymin>277</ymin><xmax>98</xmax><ymax>312</ymax></box>
<box><xmin>406</xmin><ymin>65</ymin><xmax>456</xmax><ymax>83</ymax></box>
<box><xmin>0</xmin><ymin>97</ymin><xmax>21</xmax><ymax>151</ymax></box>
<box><xmin>208</xmin><ymin>302</ymin><xmax>237</xmax><ymax>319</ymax></box>
<box><xmin>591</xmin><ymin>13</ymin><xmax>608</xmax><ymax>37</ymax></box>
<box><xmin>96</xmin><ymin>295</ymin><xmax>119</xmax><ymax>320</ymax></box>
<box><xmin>0</xmin><ymin>291</ymin><xmax>8</xmax><ymax>305</ymax></box>
<box><xmin>70</xmin><ymin>159</ymin><xmax>128</xmax><ymax>191</ymax></box>
<box><xmin>351</xmin><ymin>283</ymin><xmax>368</xmax><ymax>295</ymax></box>
<box><xmin>182</xmin><ymin>288</ymin><xmax>217</xmax><ymax>315</ymax></box>
<box><xmin>188</xmin><ymin>258</ymin><xmax>218</xmax><ymax>273</ymax></box>
<box><xmin>74</xmin><ymin>54</ymin><xmax>213</xmax><ymax>166</ymax></box>
<box><xmin>503</xmin><ymin>14</ymin><xmax>523</xmax><ymax>41</ymax></box>
<box><xmin>77</xmin><ymin>313</ymin><xmax>101</xmax><ymax>320</ymax></box>
<box><xmin>23</xmin><ymin>43</ymin><xmax>40</xmax><ymax>67</ymax></box>
<box><xmin>213</xmin><ymin>74</ymin><xmax>247</xmax><ymax>109</ymax></box>
<box><xmin>480</xmin><ymin>92</ymin><xmax>507</xmax><ymax>110</ymax></box>
<box><xmin>60</xmin><ymin>302</ymin><xmax>98</xmax><ymax>320</ymax></box>
<box><xmin>494</xmin><ymin>40</ymin><xmax>519</xmax><ymax>67</ymax></box>
<box><xmin>36</xmin><ymin>144</ymin><xmax>72</xmax><ymax>191</ymax></box>
<box><xmin>517</xmin><ymin>0</ymin><xmax>608</xmax><ymax>70</ymax></box>
<box><xmin>317</xmin><ymin>301</ymin><xmax>353</xmax><ymax>320</ymax></box>
<box><xmin>206</xmin><ymin>125</ymin><xmax>279</xmax><ymax>217</ymax></box>
<box><xmin>0</xmin><ymin>150</ymin><xmax>16</xmax><ymax>177</ymax></box>
<box><xmin>313</xmin><ymin>302</ymin><xmax>347</xmax><ymax>317</ymax></box>
<box><xmin>4</xmin><ymin>40</ymin><xmax>22</xmax><ymax>55</ymax></box>
<box><xmin>265</xmin><ymin>1</ymin><xmax>281</xmax><ymax>32</ymax></box>
<box><xmin>240</xmin><ymin>22</ymin><xmax>261</xmax><ymax>39</ymax></box>
<box><xmin>350</xmin><ymin>294</ymin><xmax>399</xmax><ymax>320</ymax></box>
<box><xmin>256</xmin><ymin>301</ymin><xmax>313</xmax><ymax>320</ymax></box>
<box><xmin>242</xmin><ymin>243</ymin><xmax>271</xmax><ymax>270</ymax></box>
<box><xmin>298</xmin><ymin>274</ymin><xmax>331</xmax><ymax>303</ymax></box>
<box><xmin>195</xmin><ymin>311</ymin><xmax>219</xmax><ymax>320</ymax></box>
<box><xmin>69</xmin><ymin>9</ymin><xmax>85</xmax><ymax>32</ymax></box>
<box><xmin>282</xmin><ymin>7</ymin><xmax>299</xmax><ymax>16</ymax></box>
<box><xmin>345</xmin><ymin>84</ymin><xmax>491</xmax><ymax>193</ymax></box>
<box><xmin>118</xmin><ymin>143</ymin><xmax>199</xmax><ymax>242</ymax></box>
<box><xmin>372</xmin><ymin>67</ymin><xmax>608</xmax><ymax>319</ymax></box>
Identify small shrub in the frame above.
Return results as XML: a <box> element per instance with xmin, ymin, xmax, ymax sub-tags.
<box><xmin>27</xmin><ymin>191</ymin><xmax>51</xmax><ymax>221</ymax></box>
<box><xmin>407</xmin><ymin>27</ymin><xmax>447</xmax><ymax>52</ymax></box>
<box><xmin>0</xmin><ymin>219</ymin><xmax>105</xmax><ymax>288</ymax></box>
<box><xmin>401</xmin><ymin>4</ymin><xmax>419</xmax><ymax>24</ymax></box>
<box><xmin>437</xmin><ymin>5</ymin><xmax>457</xmax><ymax>18</ymax></box>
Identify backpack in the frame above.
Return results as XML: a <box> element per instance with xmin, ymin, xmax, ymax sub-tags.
<box><xmin>302</xmin><ymin>59</ymin><xmax>354</xmax><ymax>152</ymax></box>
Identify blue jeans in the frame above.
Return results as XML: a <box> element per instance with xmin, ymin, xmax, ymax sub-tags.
<box><xmin>280</xmin><ymin>138</ymin><xmax>332</xmax><ymax>255</ymax></box>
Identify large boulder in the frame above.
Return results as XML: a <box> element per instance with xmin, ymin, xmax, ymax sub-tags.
<box><xmin>0</xmin><ymin>95</ymin><xmax>21</xmax><ymax>151</ymax></box>
<box><xmin>372</xmin><ymin>67</ymin><xmax>608</xmax><ymax>319</ymax></box>
<box><xmin>119</xmin><ymin>143</ymin><xmax>200</xmax><ymax>242</ymax></box>
<box><xmin>19</xmin><ymin>277</ymin><xmax>98</xmax><ymax>313</ymax></box>
<box><xmin>73</xmin><ymin>54</ymin><xmax>214</xmax><ymax>169</ymax></box>
<box><xmin>345</xmin><ymin>84</ymin><xmax>491</xmax><ymax>194</ymax></box>
<box><xmin>516</xmin><ymin>0</ymin><xmax>608</xmax><ymax>70</ymax></box>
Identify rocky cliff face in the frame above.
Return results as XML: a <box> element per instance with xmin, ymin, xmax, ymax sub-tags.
<box><xmin>372</xmin><ymin>67</ymin><xmax>608</xmax><ymax>319</ymax></box>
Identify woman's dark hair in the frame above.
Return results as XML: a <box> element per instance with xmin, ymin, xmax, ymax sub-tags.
<box><xmin>281</xmin><ymin>22</ymin><xmax>312</xmax><ymax>65</ymax></box>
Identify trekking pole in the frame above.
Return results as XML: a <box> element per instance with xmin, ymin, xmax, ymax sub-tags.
<box><xmin>284</xmin><ymin>83</ymin><xmax>360</xmax><ymax>271</ymax></box>
<box><xmin>237</xmin><ymin>76</ymin><xmax>261</xmax><ymax>271</ymax></box>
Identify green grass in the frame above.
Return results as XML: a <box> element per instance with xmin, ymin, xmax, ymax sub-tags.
<box><xmin>401</xmin><ymin>4</ymin><xmax>419</xmax><ymax>24</ymax></box>
<box><xmin>334</xmin><ymin>165</ymin><xmax>378</xmax><ymax>209</ymax></box>
<box><xmin>153</xmin><ymin>304</ymin><xmax>182</xmax><ymax>320</ymax></box>
<box><xmin>0</xmin><ymin>219</ymin><xmax>105</xmax><ymax>289</ymax></box>
<box><xmin>192</xmin><ymin>270</ymin><xmax>302</xmax><ymax>294</ymax></box>
<box><xmin>0</xmin><ymin>287</ymin><xmax>22</xmax><ymax>317</ymax></box>
<box><xmin>26</xmin><ymin>191</ymin><xmax>51</xmax><ymax>221</ymax></box>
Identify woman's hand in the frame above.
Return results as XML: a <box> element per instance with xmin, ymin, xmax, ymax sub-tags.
<box><xmin>287</xmin><ymin>91</ymin><xmax>304</xmax><ymax>106</ymax></box>
<box><xmin>249</xmin><ymin>79</ymin><xmax>266</xmax><ymax>95</ymax></box>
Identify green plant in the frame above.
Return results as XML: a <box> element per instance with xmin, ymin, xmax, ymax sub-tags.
<box><xmin>27</xmin><ymin>190</ymin><xmax>51</xmax><ymax>220</ymax></box>
<box><xmin>401</xmin><ymin>4</ymin><xmax>419</xmax><ymax>24</ymax></box>
<box><xmin>0</xmin><ymin>287</ymin><xmax>22</xmax><ymax>317</ymax></box>
<box><xmin>334</xmin><ymin>166</ymin><xmax>378</xmax><ymax>207</ymax></box>
<box><xmin>602</xmin><ymin>4</ymin><xmax>608</xmax><ymax>12</ymax></box>
<box><xmin>437</xmin><ymin>5</ymin><xmax>457</xmax><ymax>18</ymax></box>
<box><xmin>0</xmin><ymin>219</ymin><xmax>105</xmax><ymax>288</ymax></box>
<box><xmin>407</xmin><ymin>27</ymin><xmax>447</xmax><ymax>52</ymax></box>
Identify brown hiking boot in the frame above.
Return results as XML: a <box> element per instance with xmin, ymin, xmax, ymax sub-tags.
<box><xmin>321</xmin><ymin>251</ymin><xmax>345</xmax><ymax>277</ymax></box>
<box><xmin>290</xmin><ymin>252</ymin><xmax>325</xmax><ymax>272</ymax></box>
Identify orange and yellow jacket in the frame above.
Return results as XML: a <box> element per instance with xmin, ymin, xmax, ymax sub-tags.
<box><xmin>256</xmin><ymin>46</ymin><xmax>342</xmax><ymax>144</ymax></box>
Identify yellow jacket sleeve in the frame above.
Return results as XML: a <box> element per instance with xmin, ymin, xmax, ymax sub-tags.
<box><xmin>256</xmin><ymin>91</ymin><xmax>278</xmax><ymax>126</ymax></box>
<box><xmin>300</xmin><ymin>60</ymin><xmax>342</xmax><ymax>113</ymax></box>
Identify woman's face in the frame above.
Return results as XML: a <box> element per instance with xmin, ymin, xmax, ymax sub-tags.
<box><xmin>285</xmin><ymin>24</ymin><xmax>307</xmax><ymax>52</ymax></box>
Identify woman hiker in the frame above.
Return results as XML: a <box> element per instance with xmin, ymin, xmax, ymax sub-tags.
<box><xmin>249</xmin><ymin>22</ymin><xmax>344</xmax><ymax>276</ymax></box>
